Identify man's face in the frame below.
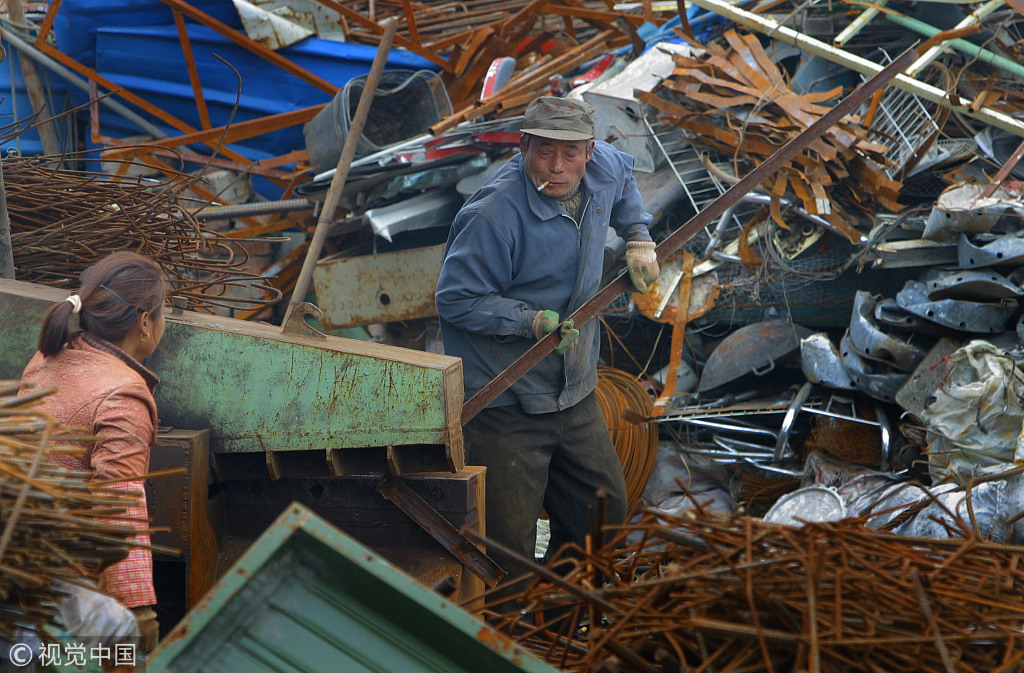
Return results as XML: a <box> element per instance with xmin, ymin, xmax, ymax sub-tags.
<box><xmin>520</xmin><ymin>135</ymin><xmax>594</xmax><ymax>199</ymax></box>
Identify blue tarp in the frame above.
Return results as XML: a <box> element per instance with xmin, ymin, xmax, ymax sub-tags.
<box><xmin>1</xmin><ymin>0</ymin><xmax>440</xmax><ymax>196</ymax></box>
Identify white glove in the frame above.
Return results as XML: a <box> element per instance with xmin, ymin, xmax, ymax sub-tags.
<box><xmin>625</xmin><ymin>240</ymin><xmax>659</xmax><ymax>293</ymax></box>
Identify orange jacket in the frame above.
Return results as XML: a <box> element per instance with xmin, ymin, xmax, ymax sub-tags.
<box><xmin>22</xmin><ymin>332</ymin><xmax>159</xmax><ymax>607</ymax></box>
<box><xmin>22</xmin><ymin>332</ymin><xmax>158</xmax><ymax>479</ymax></box>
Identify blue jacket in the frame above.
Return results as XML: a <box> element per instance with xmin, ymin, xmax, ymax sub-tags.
<box><xmin>435</xmin><ymin>141</ymin><xmax>653</xmax><ymax>413</ymax></box>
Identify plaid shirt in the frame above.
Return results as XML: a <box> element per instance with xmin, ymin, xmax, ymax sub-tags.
<box><xmin>100</xmin><ymin>480</ymin><xmax>157</xmax><ymax>607</ymax></box>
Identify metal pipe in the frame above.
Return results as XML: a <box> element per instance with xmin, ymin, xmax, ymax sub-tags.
<box><xmin>284</xmin><ymin>19</ymin><xmax>399</xmax><ymax>325</ymax></box>
<box><xmin>686</xmin><ymin>0</ymin><xmax>1024</xmax><ymax>138</ymax></box>
<box><xmin>833</xmin><ymin>0</ymin><xmax>888</xmax><ymax>47</ymax></box>
<box><xmin>0</xmin><ymin>160</ymin><xmax>13</xmax><ymax>279</ymax></box>
<box><xmin>905</xmin><ymin>0</ymin><xmax>1004</xmax><ymax>77</ymax></box>
<box><xmin>5</xmin><ymin>0</ymin><xmax>60</xmax><ymax>158</ymax></box>
<box><xmin>0</xmin><ymin>27</ymin><xmax>169</xmax><ymax>140</ymax></box>
<box><xmin>887</xmin><ymin>13</ymin><xmax>1024</xmax><ymax>79</ymax></box>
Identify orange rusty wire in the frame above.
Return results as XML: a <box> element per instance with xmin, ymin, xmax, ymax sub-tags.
<box><xmin>595</xmin><ymin>366</ymin><xmax>659</xmax><ymax>516</ymax></box>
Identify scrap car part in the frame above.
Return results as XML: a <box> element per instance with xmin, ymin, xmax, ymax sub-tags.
<box><xmin>959</xmin><ymin>232</ymin><xmax>1024</xmax><ymax>269</ymax></box>
<box><xmin>874</xmin><ymin>297</ymin><xmax>948</xmax><ymax>333</ymax></box>
<box><xmin>849</xmin><ymin>291</ymin><xmax>928</xmax><ymax>372</ymax></box>
<box><xmin>840</xmin><ymin>332</ymin><xmax>908</xmax><ymax>403</ymax></box>
<box><xmin>870</xmin><ymin>239</ymin><xmax>958</xmax><ymax>269</ymax></box>
<box><xmin>895</xmin><ymin>337</ymin><xmax>962</xmax><ymax>418</ymax></box>
<box><xmin>896</xmin><ymin>279</ymin><xmax>1018</xmax><ymax>332</ymax></box>
<box><xmin>925</xmin><ymin>269</ymin><xmax>1023</xmax><ymax>301</ymax></box>
<box><xmin>698</xmin><ymin>320</ymin><xmax>814</xmax><ymax>394</ymax></box>
<box><xmin>801</xmin><ymin>333</ymin><xmax>855</xmax><ymax>389</ymax></box>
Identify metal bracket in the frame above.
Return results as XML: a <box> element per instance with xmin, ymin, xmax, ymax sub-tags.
<box><xmin>281</xmin><ymin>301</ymin><xmax>328</xmax><ymax>339</ymax></box>
<box><xmin>849</xmin><ymin>291</ymin><xmax>927</xmax><ymax>372</ymax></box>
<box><xmin>959</xmin><ymin>232</ymin><xmax>1024</xmax><ymax>269</ymax></box>
<box><xmin>896</xmin><ymin>279</ymin><xmax>1018</xmax><ymax>333</ymax></box>
<box><xmin>840</xmin><ymin>332</ymin><xmax>908</xmax><ymax>403</ymax></box>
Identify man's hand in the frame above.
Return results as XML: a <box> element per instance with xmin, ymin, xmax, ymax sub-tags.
<box><xmin>532</xmin><ymin>310</ymin><xmax>579</xmax><ymax>354</ymax></box>
<box><xmin>626</xmin><ymin>240</ymin><xmax>660</xmax><ymax>293</ymax></box>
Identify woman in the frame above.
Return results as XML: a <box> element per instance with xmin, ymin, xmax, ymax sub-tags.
<box><xmin>21</xmin><ymin>251</ymin><xmax>168</xmax><ymax>653</ymax></box>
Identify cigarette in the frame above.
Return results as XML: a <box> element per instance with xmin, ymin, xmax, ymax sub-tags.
<box><xmin>537</xmin><ymin>180</ymin><xmax>550</xmax><ymax>192</ymax></box>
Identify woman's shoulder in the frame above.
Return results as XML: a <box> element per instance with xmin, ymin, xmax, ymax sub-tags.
<box><xmin>23</xmin><ymin>336</ymin><xmax>153</xmax><ymax>399</ymax></box>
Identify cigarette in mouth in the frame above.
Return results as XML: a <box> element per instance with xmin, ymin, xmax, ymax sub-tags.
<box><xmin>537</xmin><ymin>180</ymin><xmax>550</xmax><ymax>192</ymax></box>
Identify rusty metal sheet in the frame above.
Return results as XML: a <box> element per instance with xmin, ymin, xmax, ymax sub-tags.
<box><xmin>313</xmin><ymin>243</ymin><xmax>446</xmax><ymax>329</ymax></box>
<box><xmin>698</xmin><ymin>320</ymin><xmax>813</xmax><ymax>394</ymax></box>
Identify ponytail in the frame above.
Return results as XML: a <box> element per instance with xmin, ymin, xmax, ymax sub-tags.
<box><xmin>38</xmin><ymin>299</ymin><xmax>77</xmax><ymax>356</ymax></box>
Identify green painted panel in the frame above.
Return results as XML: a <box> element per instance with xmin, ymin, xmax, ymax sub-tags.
<box><xmin>148</xmin><ymin>504</ymin><xmax>559</xmax><ymax>673</ymax></box>
<box><xmin>0</xmin><ymin>279</ymin><xmax>464</xmax><ymax>454</ymax></box>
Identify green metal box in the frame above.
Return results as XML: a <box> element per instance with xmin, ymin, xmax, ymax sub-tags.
<box><xmin>147</xmin><ymin>503</ymin><xmax>558</xmax><ymax>673</ymax></box>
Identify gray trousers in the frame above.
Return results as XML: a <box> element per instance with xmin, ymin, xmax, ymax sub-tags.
<box><xmin>464</xmin><ymin>392</ymin><xmax>628</xmax><ymax>584</ymax></box>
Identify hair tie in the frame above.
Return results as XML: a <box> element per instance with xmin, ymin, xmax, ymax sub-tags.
<box><xmin>65</xmin><ymin>295</ymin><xmax>82</xmax><ymax>314</ymax></box>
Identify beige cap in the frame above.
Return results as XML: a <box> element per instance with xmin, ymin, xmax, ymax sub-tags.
<box><xmin>521</xmin><ymin>96</ymin><xmax>595</xmax><ymax>141</ymax></box>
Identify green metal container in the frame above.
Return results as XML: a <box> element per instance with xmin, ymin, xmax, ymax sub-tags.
<box><xmin>146</xmin><ymin>503</ymin><xmax>559</xmax><ymax>673</ymax></box>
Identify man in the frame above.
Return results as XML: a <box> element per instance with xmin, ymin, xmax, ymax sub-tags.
<box><xmin>435</xmin><ymin>96</ymin><xmax>659</xmax><ymax>581</ymax></box>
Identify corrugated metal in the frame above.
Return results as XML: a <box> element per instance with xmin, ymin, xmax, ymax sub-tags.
<box><xmin>147</xmin><ymin>504</ymin><xmax>561</xmax><ymax>673</ymax></box>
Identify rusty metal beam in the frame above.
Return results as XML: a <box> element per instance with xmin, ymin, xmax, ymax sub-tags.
<box><xmin>312</xmin><ymin>0</ymin><xmax>452</xmax><ymax>70</ymax></box>
<box><xmin>159</xmin><ymin>0</ymin><xmax>339</xmax><ymax>96</ymax></box>
<box><xmin>99</xmin><ymin>105</ymin><xmax>327</xmax><ymax>161</ymax></box>
<box><xmin>460</xmin><ymin>44</ymin><xmax>922</xmax><ymax>425</ymax></box>
<box><xmin>173</xmin><ymin>9</ymin><xmax>213</xmax><ymax>130</ymax></box>
<box><xmin>376</xmin><ymin>476</ymin><xmax>505</xmax><ymax>587</ymax></box>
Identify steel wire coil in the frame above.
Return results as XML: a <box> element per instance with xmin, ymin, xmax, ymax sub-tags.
<box><xmin>595</xmin><ymin>366</ymin><xmax>659</xmax><ymax>516</ymax></box>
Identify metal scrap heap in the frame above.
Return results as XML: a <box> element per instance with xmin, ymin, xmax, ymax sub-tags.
<box><xmin>477</xmin><ymin>503</ymin><xmax>1024</xmax><ymax>673</ymax></box>
<box><xmin>640</xmin><ymin>29</ymin><xmax>901</xmax><ymax>243</ymax></box>
<box><xmin>0</xmin><ymin>382</ymin><xmax>147</xmax><ymax>639</ymax></box>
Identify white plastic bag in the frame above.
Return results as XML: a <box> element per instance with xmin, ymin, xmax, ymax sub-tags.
<box><xmin>921</xmin><ymin>340</ymin><xmax>1024</xmax><ymax>484</ymax></box>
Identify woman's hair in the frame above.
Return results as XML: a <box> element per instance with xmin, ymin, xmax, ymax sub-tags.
<box><xmin>38</xmin><ymin>252</ymin><xmax>167</xmax><ymax>356</ymax></box>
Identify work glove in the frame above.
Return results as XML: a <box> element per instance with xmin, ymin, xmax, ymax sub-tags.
<box><xmin>531</xmin><ymin>309</ymin><xmax>579</xmax><ymax>354</ymax></box>
<box><xmin>625</xmin><ymin>240</ymin><xmax>660</xmax><ymax>294</ymax></box>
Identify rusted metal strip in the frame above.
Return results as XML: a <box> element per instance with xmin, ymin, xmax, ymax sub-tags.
<box><xmin>100</xmin><ymin>105</ymin><xmax>326</xmax><ymax>161</ymax></box>
<box><xmin>980</xmin><ymin>137</ymin><xmax>1024</xmax><ymax>199</ymax></box>
<box><xmin>377</xmin><ymin>476</ymin><xmax>505</xmax><ymax>587</ymax></box>
<box><xmin>173</xmin><ymin>9</ymin><xmax>212</xmax><ymax>130</ymax></box>
<box><xmin>160</xmin><ymin>0</ymin><xmax>339</xmax><ymax>96</ymax></box>
<box><xmin>461</xmin><ymin>45</ymin><xmax>920</xmax><ymax>425</ymax></box>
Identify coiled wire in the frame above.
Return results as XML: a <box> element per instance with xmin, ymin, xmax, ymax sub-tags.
<box><xmin>595</xmin><ymin>366</ymin><xmax>659</xmax><ymax>516</ymax></box>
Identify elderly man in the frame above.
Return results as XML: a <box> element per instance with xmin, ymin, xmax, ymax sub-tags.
<box><xmin>435</xmin><ymin>96</ymin><xmax>659</xmax><ymax>581</ymax></box>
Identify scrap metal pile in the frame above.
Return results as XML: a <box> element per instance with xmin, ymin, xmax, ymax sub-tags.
<box><xmin>3</xmin><ymin>153</ymin><xmax>280</xmax><ymax>312</ymax></box>
<box><xmin>0</xmin><ymin>382</ymin><xmax>146</xmax><ymax>638</ymax></box>
<box><xmin>475</xmin><ymin>503</ymin><xmax>1024</xmax><ymax>673</ymax></box>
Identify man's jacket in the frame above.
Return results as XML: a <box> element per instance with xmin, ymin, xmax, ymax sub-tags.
<box><xmin>436</xmin><ymin>141</ymin><xmax>653</xmax><ymax>414</ymax></box>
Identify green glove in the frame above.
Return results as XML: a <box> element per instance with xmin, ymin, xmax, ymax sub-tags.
<box><xmin>625</xmin><ymin>240</ymin><xmax>660</xmax><ymax>293</ymax></box>
<box><xmin>531</xmin><ymin>310</ymin><xmax>579</xmax><ymax>354</ymax></box>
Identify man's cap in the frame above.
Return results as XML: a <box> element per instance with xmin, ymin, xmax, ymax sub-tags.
<box><xmin>521</xmin><ymin>96</ymin><xmax>595</xmax><ymax>141</ymax></box>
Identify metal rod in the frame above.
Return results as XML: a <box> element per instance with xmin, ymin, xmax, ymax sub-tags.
<box><xmin>905</xmin><ymin>0</ymin><xmax>1004</xmax><ymax>77</ymax></box>
<box><xmin>885</xmin><ymin>8</ymin><xmax>1024</xmax><ymax>79</ymax></box>
<box><xmin>283</xmin><ymin>18</ymin><xmax>399</xmax><ymax>325</ymax></box>
<box><xmin>376</xmin><ymin>476</ymin><xmax>506</xmax><ymax>587</ymax></box>
<box><xmin>193</xmin><ymin>197</ymin><xmax>313</xmax><ymax>220</ymax></box>
<box><xmin>0</xmin><ymin>160</ymin><xmax>13</xmax><ymax>280</ymax></box>
<box><xmin>461</xmin><ymin>45</ymin><xmax>921</xmax><ymax>425</ymax></box>
<box><xmin>833</xmin><ymin>0</ymin><xmax>888</xmax><ymax>47</ymax></box>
